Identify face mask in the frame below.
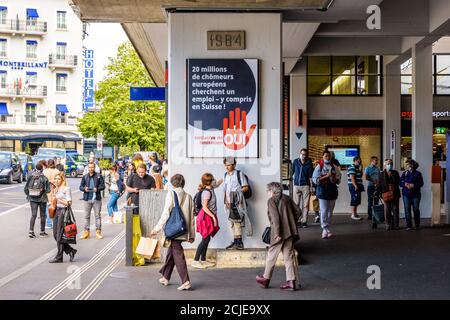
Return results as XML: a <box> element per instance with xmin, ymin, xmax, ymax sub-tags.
<box><xmin>324</xmin><ymin>160</ymin><xmax>331</xmax><ymax>164</ymax></box>
<box><xmin>386</xmin><ymin>164</ymin><xmax>392</xmax><ymax>171</ymax></box>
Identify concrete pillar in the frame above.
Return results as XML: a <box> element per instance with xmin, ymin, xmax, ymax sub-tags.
<box><xmin>168</xmin><ymin>12</ymin><xmax>282</xmax><ymax>248</ymax></box>
<box><xmin>290</xmin><ymin>60</ymin><xmax>307</xmax><ymax>161</ymax></box>
<box><xmin>412</xmin><ymin>43</ymin><xmax>433</xmax><ymax>219</ymax></box>
<box><xmin>383</xmin><ymin>60</ymin><xmax>401</xmax><ymax>169</ymax></box>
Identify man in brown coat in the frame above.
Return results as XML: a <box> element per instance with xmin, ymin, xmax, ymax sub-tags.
<box><xmin>256</xmin><ymin>182</ymin><xmax>301</xmax><ymax>291</ymax></box>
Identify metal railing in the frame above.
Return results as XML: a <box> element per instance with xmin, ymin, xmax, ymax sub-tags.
<box><xmin>0</xmin><ymin>19</ymin><xmax>47</xmax><ymax>33</ymax></box>
<box><xmin>49</xmin><ymin>54</ymin><xmax>78</xmax><ymax>67</ymax></box>
<box><xmin>0</xmin><ymin>84</ymin><xmax>47</xmax><ymax>98</ymax></box>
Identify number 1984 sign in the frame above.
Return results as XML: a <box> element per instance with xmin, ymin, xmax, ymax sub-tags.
<box><xmin>187</xmin><ymin>59</ymin><xmax>259</xmax><ymax>158</ymax></box>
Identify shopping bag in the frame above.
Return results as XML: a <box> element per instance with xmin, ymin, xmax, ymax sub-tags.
<box><xmin>152</xmin><ymin>239</ymin><xmax>161</xmax><ymax>260</ymax></box>
<box><xmin>136</xmin><ymin>237</ymin><xmax>158</xmax><ymax>260</ymax></box>
<box><xmin>373</xmin><ymin>204</ymin><xmax>385</xmax><ymax>223</ymax></box>
<box><xmin>113</xmin><ymin>211</ymin><xmax>124</xmax><ymax>224</ymax></box>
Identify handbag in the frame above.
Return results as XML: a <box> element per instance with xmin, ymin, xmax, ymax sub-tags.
<box><xmin>262</xmin><ymin>226</ymin><xmax>271</xmax><ymax>245</ymax></box>
<box><xmin>62</xmin><ymin>206</ymin><xmax>77</xmax><ymax>242</ymax></box>
<box><xmin>48</xmin><ymin>195</ymin><xmax>57</xmax><ymax>219</ymax></box>
<box><xmin>382</xmin><ymin>184</ymin><xmax>395</xmax><ymax>202</ymax></box>
<box><xmin>164</xmin><ymin>191</ymin><xmax>187</xmax><ymax>240</ymax></box>
<box><xmin>372</xmin><ymin>204</ymin><xmax>385</xmax><ymax>223</ymax></box>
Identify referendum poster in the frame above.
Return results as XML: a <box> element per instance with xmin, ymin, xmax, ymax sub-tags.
<box><xmin>187</xmin><ymin>59</ymin><xmax>259</xmax><ymax>158</ymax></box>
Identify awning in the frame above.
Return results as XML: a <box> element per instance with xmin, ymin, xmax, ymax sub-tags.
<box><xmin>26</xmin><ymin>40</ymin><xmax>38</xmax><ymax>45</ymax></box>
<box><xmin>56</xmin><ymin>104</ymin><xmax>68</xmax><ymax>113</ymax></box>
<box><xmin>26</xmin><ymin>8</ymin><xmax>39</xmax><ymax>18</ymax></box>
<box><xmin>57</xmin><ymin>73</ymin><xmax>68</xmax><ymax>77</ymax></box>
<box><xmin>56</xmin><ymin>42</ymin><xmax>67</xmax><ymax>46</ymax></box>
<box><xmin>0</xmin><ymin>39</ymin><xmax>6</xmax><ymax>42</ymax></box>
<box><xmin>0</xmin><ymin>70</ymin><xmax>7</xmax><ymax>74</ymax></box>
<box><xmin>26</xmin><ymin>103</ymin><xmax>37</xmax><ymax>107</ymax></box>
<box><xmin>0</xmin><ymin>130</ymin><xmax>82</xmax><ymax>142</ymax></box>
<box><xmin>26</xmin><ymin>72</ymin><xmax>37</xmax><ymax>76</ymax></box>
<box><xmin>0</xmin><ymin>6</ymin><xmax>7</xmax><ymax>11</ymax></box>
<box><xmin>0</xmin><ymin>103</ymin><xmax>8</xmax><ymax>116</ymax></box>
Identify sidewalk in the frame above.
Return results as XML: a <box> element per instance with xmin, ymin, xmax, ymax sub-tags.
<box><xmin>88</xmin><ymin>216</ymin><xmax>450</xmax><ymax>300</ymax></box>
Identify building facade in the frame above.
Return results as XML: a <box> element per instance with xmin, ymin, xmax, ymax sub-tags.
<box><xmin>0</xmin><ymin>0</ymin><xmax>83</xmax><ymax>155</ymax></box>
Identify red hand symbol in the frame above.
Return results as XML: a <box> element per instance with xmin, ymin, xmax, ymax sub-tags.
<box><xmin>223</xmin><ymin>108</ymin><xmax>257</xmax><ymax>150</ymax></box>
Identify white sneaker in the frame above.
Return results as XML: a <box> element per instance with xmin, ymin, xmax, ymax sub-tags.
<box><xmin>159</xmin><ymin>277</ymin><xmax>169</xmax><ymax>286</ymax></box>
<box><xmin>191</xmin><ymin>261</ymin><xmax>207</xmax><ymax>269</ymax></box>
<box><xmin>202</xmin><ymin>261</ymin><xmax>216</xmax><ymax>268</ymax></box>
<box><xmin>177</xmin><ymin>281</ymin><xmax>192</xmax><ymax>291</ymax></box>
<box><xmin>322</xmin><ymin>230</ymin><xmax>328</xmax><ymax>239</ymax></box>
<box><xmin>327</xmin><ymin>230</ymin><xmax>333</xmax><ymax>238</ymax></box>
<box><xmin>351</xmin><ymin>215</ymin><xmax>363</xmax><ymax>221</ymax></box>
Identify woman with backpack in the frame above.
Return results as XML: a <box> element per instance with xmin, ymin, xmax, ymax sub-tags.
<box><xmin>150</xmin><ymin>174</ymin><xmax>195</xmax><ymax>291</ymax></box>
<box><xmin>192</xmin><ymin>173</ymin><xmax>220</xmax><ymax>269</ymax></box>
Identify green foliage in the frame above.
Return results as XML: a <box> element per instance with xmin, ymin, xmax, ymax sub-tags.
<box><xmin>78</xmin><ymin>42</ymin><xmax>165</xmax><ymax>154</ymax></box>
<box><xmin>99</xmin><ymin>159</ymin><xmax>112</xmax><ymax>170</ymax></box>
<box><xmin>118</xmin><ymin>145</ymin><xmax>140</xmax><ymax>158</ymax></box>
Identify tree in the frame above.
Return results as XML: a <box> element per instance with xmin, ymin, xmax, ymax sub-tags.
<box><xmin>78</xmin><ymin>42</ymin><xmax>165</xmax><ymax>154</ymax></box>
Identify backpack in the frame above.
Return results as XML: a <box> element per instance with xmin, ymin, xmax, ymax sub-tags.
<box><xmin>193</xmin><ymin>189</ymin><xmax>211</xmax><ymax>216</ymax></box>
<box><xmin>224</xmin><ymin>170</ymin><xmax>252</xmax><ymax>199</ymax></box>
<box><xmin>164</xmin><ymin>191</ymin><xmax>187</xmax><ymax>240</ymax></box>
<box><xmin>28</xmin><ymin>173</ymin><xmax>45</xmax><ymax>198</ymax></box>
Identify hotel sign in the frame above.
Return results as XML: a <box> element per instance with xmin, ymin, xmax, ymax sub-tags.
<box><xmin>83</xmin><ymin>49</ymin><xmax>94</xmax><ymax>112</ymax></box>
<box><xmin>0</xmin><ymin>60</ymin><xmax>48</xmax><ymax>70</ymax></box>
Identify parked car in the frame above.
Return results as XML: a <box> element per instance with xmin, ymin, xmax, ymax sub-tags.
<box><xmin>17</xmin><ymin>153</ymin><xmax>34</xmax><ymax>181</ymax></box>
<box><xmin>37</xmin><ymin>148</ymin><xmax>67</xmax><ymax>165</ymax></box>
<box><xmin>65</xmin><ymin>151</ymin><xmax>87</xmax><ymax>178</ymax></box>
<box><xmin>0</xmin><ymin>152</ymin><xmax>23</xmax><ymax>184</ymax></box>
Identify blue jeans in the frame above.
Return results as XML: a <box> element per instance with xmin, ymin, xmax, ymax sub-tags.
<box><xmin>403</xmin><ymin>196</ymin><xmax>421</xmax><ymax>228</ymax></box>
<box><xmin>107</xmin><ymin>192</ymin><xmax>120</xmax><ymax>217</ymax></box>
<box><xmin>45</xmin><ymin>204</ymin><xmax>53</xmax><ymax>228</ymax></box>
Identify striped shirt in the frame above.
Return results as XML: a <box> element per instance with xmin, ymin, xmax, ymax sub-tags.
<box><xmin>347</xmin><ymin>164</ymin><xmax>363</xmax><ymax>185</ymax></box>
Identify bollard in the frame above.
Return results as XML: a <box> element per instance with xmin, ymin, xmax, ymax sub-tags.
<box><xmin>125</xmin><ymin>205</ymin><xmax>138</xmax><ymax>266</ymax></box>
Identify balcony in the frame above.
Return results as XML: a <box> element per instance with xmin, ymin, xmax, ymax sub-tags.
<box><xmin>55</xmin><ymin>115</ymin><xmax>78</xmax><ymax>126</ymax></box>
<box><xmin>49</xmin><ymin>54</ymin><xmax>78</xmax><ymax>70</ymax></box>
<box><xmin>0</xmin><ymin>115</ymin><xmax>15</xmax><ymax>124</ymax></box>
<box><xmin>0</xmin><ymin>19</ymin><xmax>47</xmax><ymax>36</ymax></box>
<box><xmin>0</xmin><ymin>84</ymin><xmax>47</xmax><ymax>100</ymax></box>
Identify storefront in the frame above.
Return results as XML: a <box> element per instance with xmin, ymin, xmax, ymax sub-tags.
<box><xmin>0</xmin><ymin>130</ymin><xmax>82</xmax><ymax>154</ymax></box>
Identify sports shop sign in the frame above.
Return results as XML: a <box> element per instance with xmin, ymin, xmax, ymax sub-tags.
<box><xmin>401</xmin><ymin>111</ymin><xmax>450</xmax><ymax>119</ymax></box>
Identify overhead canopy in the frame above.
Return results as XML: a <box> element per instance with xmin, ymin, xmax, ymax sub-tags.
<box><xmin>0</xmin><ymin>130</ymin><xmax>82</xmax><ymax>142</ymax></box>
<box><xmin>0</xmin><ymin>6</ymin><xmax>7</xmax><ymax>11</ymax></box>
<box><xmin>56</xmin><ymin>104</ymin><xmax>69</xmax><ymax>113</ymax></box>
<box><xmin>26</xmin><ymin>8</ymin><xmax>39</xmax><ymax>18</ymax></box>
<box><xmin>0</xmin><ymin>103</ymin><xmax>8</xmax><ymax>116</ymax></box>
<box><xmin>26</xmin><ymin>40</ymin><xmax>38</xmax><ymax>45</ymax></box>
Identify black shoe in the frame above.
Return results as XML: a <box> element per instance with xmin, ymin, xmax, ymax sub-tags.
<box><xmin>39</xmin><ymin>232</ymin><xmax>48</xmax><ymax>238</ymax></box>
<box><xmin>226</xmin><ymin>242</ymin><xmax>237</xmax><ymax>250</ymax></box>
<box><xmin>29</xmin><ymin>231</ymin><xmax>36</xmax><ymax>238</ymax></box>
<box><xmin>367</xmin><ymin>215</ymin><xmax>373</xmax><ymax>220</ymax></box>
<box><xmin>236</xmin><ymin>241</ymin><xmax>244</xmax><ymax>250</ymax></box>
<box><xmin>301</xmin><ymin>223</ymin><xmax>308</xmax><ymax>228</ymax></box>
<box><xmin>49</xmin><ymin>258</ymin><xmax>63</xmax><ymax>263</ymax></box>
<box><xmin>69</xmin><ymin>249</ymin><xmax>77</xmax><ymax>262</ymax></box>
<box><xmin>372</xmin><ymin>223</ymin><xmax>377</xmax><ymax>229</ymax></box>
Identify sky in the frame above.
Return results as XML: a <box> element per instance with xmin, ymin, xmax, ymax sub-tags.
<box><xmin>82</xmin><ymin>23</ymin><xmax>129</xmax><ymax>87</ymax></box>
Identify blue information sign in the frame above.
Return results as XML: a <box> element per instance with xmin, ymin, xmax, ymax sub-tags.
<box><xmin>83</xmin><ymin>50</ymin><xmax>94</xmax><ymax>112</ymax></box>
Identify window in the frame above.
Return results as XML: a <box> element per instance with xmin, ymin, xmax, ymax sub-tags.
<box><xmin>56</xmin><ymin>42</ymin><xmax>66</xmax><ymax>60</ymax></box>
<box><xmin>401</xmin><ymin>58</ymin><xmax>413</xmax><ymax>94</ymax></box>
<box><xmin>436</xmin><ymin>55</ymin><xmax>450</xmax><ymax>95</ymax></box>
<box><xmin>57</xmin><ymin>11</ymin><xmax>67</xmax><ymax>29</ymax></box>
<box><xmin>0</xmin><ymin>39</ymin><xmax>6</xmax><ymax>57</ymax></box>
<box><xmin>26</xmin><ymin>9</ymin><xmax>38</xmax><ymax>30</ymax></box>
<box><xmin>26</xmin><ymin>40</ymin><xmax>37</xmax><ymax>59</ymax></box>
<box><xmin>25</xmin><ymin>104</ymin><xmax>36</xmax><ymax>123</ymax></box>
<box><xmin>307</xmin><ymin>56</ymin><xmax>382</xmax><ymax>95</ymax></box>
<box><xmin>0</xmin><ymin>102</ymin><xmax>8</xmax><ymax>122</ymax></box>
<box><xmin>0</xmin><ymin>140</ymin><xmax>13</xmax><ymax>151</ymax></box>
<box><xmin>56</xmin><ymin>104</ymin><xmax>68</xmax><ymax>123</ymax></box>
<box><xmin>0</xmin><ymin>7</ymin><xmax>7</xmax><ymax>25</ymax></box>
<box><xmin>0</xmin><ymin>71</ymin><xmax>6</xmax><ymax>88</ymax></box>
<box><xmin>25</xmin><ymin>72</ymin><xmax>37</xmax><ymax>86</ymax></box>
<box><xmin>56</xmin><ymin>74</ymin><xmax>67</xmax><ymax>92</ymax></box>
